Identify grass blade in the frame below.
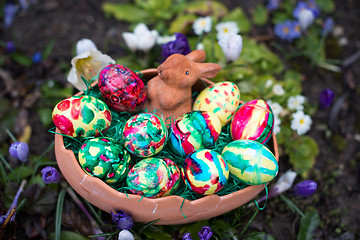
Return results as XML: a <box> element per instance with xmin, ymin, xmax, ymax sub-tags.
<box><xmin>55</xmin><ymin>188</ymin><xmax>67</xmax><ymax>240</ymax></box>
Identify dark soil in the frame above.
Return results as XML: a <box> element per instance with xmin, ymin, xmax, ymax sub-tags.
<box><xmin>1</xmin><ymin>0</ymin><xmax>360</xmax><ymax>239</ymax></box>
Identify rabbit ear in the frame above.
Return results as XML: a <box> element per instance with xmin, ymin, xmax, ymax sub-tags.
<box><xmin>198</xmin><ymin>63</ymin><xmax>221</xmax><ymax>79</ymax></box>
<box><xmin>185</xmin><ymin>50</ymin><xmax>206</xmax><ymax>63</ymax></box>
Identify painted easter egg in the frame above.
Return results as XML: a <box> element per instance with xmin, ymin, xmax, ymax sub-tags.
<box><xmin>221</xmin><ymin>139</ymin><xmax>278</xmax><ymax>185</ymax></box>
<box><xmin>98</xmin><ymin>64</ymin><xmax>146</xmax><ymax>113</ymax></box>
<box><xmin>126</xmin><ymin>157</ymin><xmax>181</xmax><ymax>198</ymax></box>
<box><xmin>168</xmin><ymin>111</ymin><xmax>222</xmax><ymax>157</ymax></box>
<box><xmin>193</xmin><ymin>81</ymin><xmax>240</xmax><ymax>127</ymax></box>
<box><xmin>230</xmin><ymin>99</ymin><xmax>274</xmax><ymax>144</ymax></box>
<box><xmin>122</xmin><ymin>113</ymin><xmax>167</xmax><ymax>157</ymax></box>
<box><xmin>52</xmin><ymin>95</ymin><xmax>111</xmax><ymax>138</ymax></box>
<box><xmin>182</xmin><ymin>149</ymin><xmax>229</xmax><ymax>195</ymax></box>
<box><xmin>78</xmin><ymin>138</ymin><xmax>131</xmax><ymax>185</ymax></box>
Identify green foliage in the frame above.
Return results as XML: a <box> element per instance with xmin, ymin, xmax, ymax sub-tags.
<box><xmin>252</xmin><ymin>5</ymin><xmax>268</xmax><ymax>26</ymax></box>
<box><xmin>315</xmin><ymin>0</ymin><xmax>335</xmax><ymax>13</ymax></box>
<box><xmin>102</xmin><ymin>3</ymin><xmax>149</xmax><ymax>23</ymax></box>
<box><xmin>297</xmin><ymin>209</ymin><xmax>321</xmax><ymax>240</ymax></box>
<box><xmin>185</xmin><ymin>1</ymin><xmax>228</xmax><ymax>19</ymax></box>
<box><xmin>222</xmin><ymin>7</ymin><xmax>251</xmax><ymax>33</ymax></box>
<box><xmin>49</xmin><ymin>231</ymin><xmax>90</xmax><ymax>240</ymax></box>
<box><xmin>169</xmin><ymin>14</ymin><xmax>197</xmax><ymax>34</ymax></box>
<box><xmin>286</xmin><ymin>136</ymin><xmax>319</xmax><ymax>175</ymax></box>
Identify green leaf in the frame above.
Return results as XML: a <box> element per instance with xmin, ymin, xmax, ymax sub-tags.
<box><xmin>0</xmin><ymin>108</ymin><xmax>19</xmax><ymax>142</ymax></box>
<box><xmin>252</xmin><ymin>5</ymin><xmax>268</xmax><ymax>26</ymax></box>
<box><xmin>49</xmin><ymin>231</ymin><xmax>90</xmax><ymax>240</ymax></box>
<box><xmin>286</xmin><ymin>136</ymin><xmax>319</xmax><ymax>174</ymax></box>
<box><xmin>142</xmin><ymin>228</ymin><xmax>172</xmax><ymax>240</ymax></box>
<box><xmin>222</xmin><ymin>7</ymin><xmax>251</xmax><ymax>33</ymax></box>
<box><xmin>55</xmin><ymin>188</ymin><xmax>67</xmax><ymax>240</ymax></box>
<box><xmin>168</xmin><ymin>14</ymin><xmax>197</xmax><ymax>34</ymax></box>
<box><xmin>10</xmin><ymin>53</ymin><xmax>32</xmax><ymax>67</ymax></box>
<box><xmin>315</xmin><ymin>0</ymin><xmax>335</xmax><ymax>13</ymax></box>
<box><xmin>297</xmin><ymin>209</ymin><xmax>320</xmax><ymax>240</ymax></box>
<box><xmin>43</xmin><ymin>40</ymin><xmax>56</xmax><ymax>60</ymax></box>
<box><xmin>102</xmin><ymin>3</ymin><xmax>149</xmax><ymax>23</ymax></box>
<box><xmin>245</xmin><ymin>233</ymin><xmax>275</xmax><ymax>240</ymax></box>
<box><xmin>8</xmin><ymin>165</ymin><xmax>33</xmax><ymax>182</ymax></box>
<box><xmin>271</xmin><ymin>12</ymin><xmax>289</xmax><ymax>24</ymax></box>
<box><xmin>186</xmin><ymin>1</ymin><xmax>228</xmax><ymax>19</ymax></box>
<box><xmin>38</xmin><ymin>107</ymin><xmax>53</xmax><ymax>127</ymax></box>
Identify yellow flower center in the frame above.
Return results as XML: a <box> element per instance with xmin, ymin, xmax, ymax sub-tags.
<box><xmin>224</xmin><ymin>28</ymin><xmax>229</xmax><ymax>33</ymax></box>
<box><xmin>282</xmin><ymin>27</ymin><xmax>289</xmax><ymax>34</ymax></box>
<box><xmin>300</xmin><ymin>119</ymin><xmax>304</xmax><ymax>124</ymax></box>
<box><xmin>76</xmin><ymin>57</ymin><xmax>101</xmax><ymax>81</ymax></box>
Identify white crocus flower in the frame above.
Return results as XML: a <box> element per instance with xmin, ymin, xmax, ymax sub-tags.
<box><xmin>215</xmin><ymin>21</ymin><xmax>239</xmax><ymax>40</ymax></box>
<box><xmin>76</xmin><ymin>38</ymin><xmax>97</xmax><ymax>55</ymax></box>
<box><xmin>192</xmin><ymin>16</ymin><xmax>212</xmax><ymax>36</ymax></box>
<box><xmin>67</xmin><ymin>49</ymin><xmax>115</xmax><ymax>90</ymax></box>
<box><xmin>299</xmin><ymin>9</ymin><xmax>315</xmax><ymax>30</ymax></box>
<box><xmin>196</xmin><ymin>43</ymin><xmax>205</xmax><ymax>50</ymax></box>
<box><xmin>267</xmin><ymin>100</ymin><xmax>283</xmax><ymax>116</ymax></box>
<box><xmin>118</xmin><ymin>230</ymin><xmax>134</xmax><ymax>240</ymax></box>
<box><xmin>122</xmin><ymin>23</ymin><xmax>158</xmax><ymax>52</ymax></box>
<box><xmin>218</xmin><ymin>33</ymin><xmax>243</xmax><ymax>62</ymax></box>
<box><xmin>254</xmin><ymin>169</ymin><xmax>297</xmax><ymax>204</ymax></box>
<box><xmin>287</xmin><ymin>95</ymin><xmax>305</xmax><ymax>111</ymax></box>
<box><xmin>265</xmin><ymin>79</ymin><xmax>273</xmax><ymax>88</ymax></box>
<box><xmin>273</xmin><ymin>114</ymin><xmax>281</xmax><ymax>134</ymax></box>
<box><xmin>156</xmin><ymin>35</ymin><xmax>176</xmax><ymax>45</ymax></box>
<box><xmin>272</xmin><ymin>84</ymin><xmax>285</xmax><ymax>96</ymax></box>
<box><xmin>291</xmin><ymin>111</ymin><xmax>312</xmax><ymax>135</ymax></box>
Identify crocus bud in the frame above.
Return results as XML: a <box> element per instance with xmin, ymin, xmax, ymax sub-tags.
<box><xmin>6</xmin><ymin>41</ymin><xmax>16</xmax><ymax>53</ymax></box>
<box><xmin>319</xmin><ymin>88</ymin><xmax>334</xmax><ymax>109</ymax></box>
<box><xmin>294</xmin><ymin>180</ymin><xmax>317</xmax><ymax>197</ymax></box>
<box><xmin>32</xmin><ymin>52</ymin><xmax>42</xmax><ymax>64</ymax></box>
<box><xmin>9</xmin><ymin>141</ymin><xmax>29</xmax><ymax>162</ymax></box>
<box><xmin>218</xmin><ymin>33</ymin><xmax>243</xmax><ymax>62</ymax></box>
<box><xmin>299</xmin><ymin>9</ymin><xmax>314</xmax><ymax>30</ymax></box>
<box><xmin>198</xmin><ymin>226</ymin><xmax>213</xmax><ymax>240</ymax></box>
<box><xmin>111</xmin><ymin>210</ymin><xmax>134</xmax><ymax>231</ymax></box>
<box><xmin>182</xmin><ymin>233</ymin><xmax>193</xmax><ymax>240</ymax></box>
<box><xmin>41</xmin><ymin>166</ymin><xmax>61</xmax><ymax>184</ymax></box>
<box><xmin>118</xmin><ymin>230</ymin><xmax>134</xmax><ymax>240</ymax></box>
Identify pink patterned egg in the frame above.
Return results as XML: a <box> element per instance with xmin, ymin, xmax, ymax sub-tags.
<box><xmin>98</xmin><ymin>64</ymin><xmax>146</xmax><ymax>113</ymax></box>
<box><xmin>230</xmin><ymin>99</ymin><xmax>274</xmax><ymax>144</ymax></box>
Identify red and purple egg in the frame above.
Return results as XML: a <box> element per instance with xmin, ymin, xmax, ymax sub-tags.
<box><xmin>98</xmin><ymin>64</ymin><xmax>146</xmax><ymax>113</ymax></box>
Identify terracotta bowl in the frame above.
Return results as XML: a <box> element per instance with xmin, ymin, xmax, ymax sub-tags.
<box><xmin>54</xmin><ymin>69</ymin><xmax>279</xmax><ymax>225</ymax></box>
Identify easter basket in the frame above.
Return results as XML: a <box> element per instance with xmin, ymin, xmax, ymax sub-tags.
<box><xmin>54</xmin><ymin>68</ymin><xmax>279</xmax><ymax>225</ymax></box>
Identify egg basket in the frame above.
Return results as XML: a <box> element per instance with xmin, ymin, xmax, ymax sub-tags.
<box><xmin>54</xmin><ymin>68</ymin><xmax>279</xmax><ymax>225</ymax></box>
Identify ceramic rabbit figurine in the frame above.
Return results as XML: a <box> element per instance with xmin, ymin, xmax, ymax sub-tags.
<box><xmin>145</xmin><ymin>50</ymin><xmax>221</xmax><ymax>123</ymax></box>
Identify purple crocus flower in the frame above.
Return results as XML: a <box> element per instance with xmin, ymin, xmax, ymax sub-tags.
<box><xmin>293</xmin><ymin>1</ymin><xmax>309</xmax><ymax>19</ymax></box>
<box><xmin>290</xmin><ymin>20</ymin><xmax>302</xmax><ymax>39</ymax></box>
<box><xmin>32</xmin><ymin>52</ymin><xmax>42</xmax><ymax>64</ymax></box>
<box><xmin>307</xmin><ymin>0</ymin><xmax>320</xmax><ymax>18</ymax></box>
<box><xmin>266</xmin><ymin>0</ymin><xmax>280</xmax><ymax>11</ymax></box>
<box><xmin>319</xmin><ymin>88</ymin><xmax>334</xmax><ymax>108</ymax></box>
<box><xmin>161</xmin><ymin>33</ymin><xmax>191</xmax><ymax>62</ymax></box>
<box><xmin>4</xmin><ymin>3</ymin><xmax>19</xmax><ymax>28</ymax></box>
<box><xmin>198</xmin><ymin>226</ymin><xmax>213</xmax><ymax>240</ymax></box>
<box><xmin>111</xmin><ymin>210</ymin><xmax>134</xmax><ymax>230</ymax></box>
<box><xmin>294</xmin><ymin>180</ymin><xmax>317</xmax><ymax>197</ymax></box>
<box><xmin>322</xmin><ymin>17</ymin><xmax>334</xmax><ymax>36</ymax></box>
<box><xmin>41</xmin><ymin>166</ymin><xmax>61</xmax><ymax>184</ymax></box>
<box><xmin>9</xmin><ymin>141</ymin><xmax>29</xmax><ymax>162</ymax></box>
<box><xmin>6</xmin><ymin>41</ymin><xmax>16</xmax><ymax>53</ymax></box>
<box><xmin>274</xmin><ymin>20</ymin><xmax>295</xmax><ymax>42</ymax></box>
<box><xmin>182</xmin><ymin>233</ymin><xmax>193</xmax><ymax>240</ymax></box>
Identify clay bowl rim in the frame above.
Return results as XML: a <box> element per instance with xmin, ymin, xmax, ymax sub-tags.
<box><xmin>54</xmin><ymin>68</ymin><xmax>279</xmax><ymax>225</ymax></box>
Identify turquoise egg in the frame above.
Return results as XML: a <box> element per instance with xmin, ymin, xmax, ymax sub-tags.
<box><xmin>168</xmin><ymin>111</ymin><xmax>221</xmax><ymax>157</ymax></box>
<box><xmin>221</xmin><ymin>140</ymin><xmax>278</xmax><ymax>185</ymax></box>
<box><xmin>182</xmin><ymin>149</ymin><xmax>229</xmax><ymax>195</ymax></box>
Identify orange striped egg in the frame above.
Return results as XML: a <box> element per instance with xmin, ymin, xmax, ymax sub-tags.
<box><xmin>230</xmin><ymin>99</ymin><xmax>274</xmax><ymax>144</ymax></box>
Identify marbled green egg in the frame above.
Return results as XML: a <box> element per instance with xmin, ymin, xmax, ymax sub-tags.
<box><xmin>221</xmin><ymin>139</ymin><xmax>278</xmax><ymax>185</ymax></box>
<box><xmin>78</xmin><ymin>137</ymin><xmax>131</xmax><ymax>185</ymax></box>
<box><xmin>52</xmin><ymin>95</ymin><xmax>112</xmax><ymax>137</ymax></box>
